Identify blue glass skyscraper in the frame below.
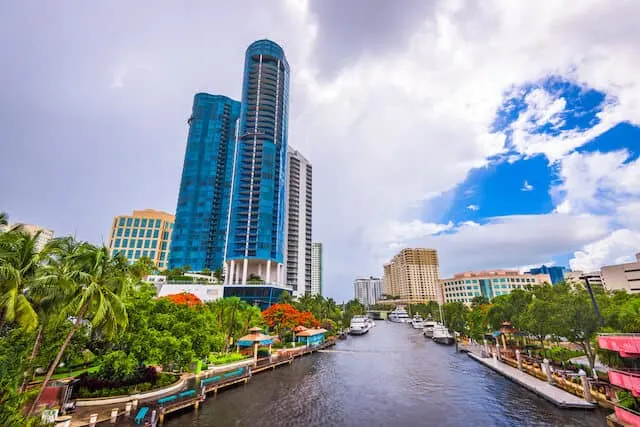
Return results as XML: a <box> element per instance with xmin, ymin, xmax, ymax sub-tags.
<box><xmin>169</xmin><ymin>93</ymin><xmax>241</xmax><ymax>271</ymax></box>
<box><xmin>527</xmin><ymin>265</ymin><xmax>566</xmax><ymax>285</ymax></box>
<box><xmin>224</xmin><ymin>40</ymin><xmax>290</xmax><ymax>286</ymax></box>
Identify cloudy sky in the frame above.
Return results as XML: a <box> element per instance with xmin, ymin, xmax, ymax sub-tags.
<box><xmin>2</xmin><ymin>0</ymin><xmax>640</xmax><ymax>301</ymax></box>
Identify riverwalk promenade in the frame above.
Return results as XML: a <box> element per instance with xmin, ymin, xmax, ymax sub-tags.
<box><xmin>463</xmin><ymin>344</ymin><xmax>596</xmax><ymax>410</ymax></box>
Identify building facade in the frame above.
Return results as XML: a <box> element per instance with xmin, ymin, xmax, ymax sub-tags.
<box><xmin>382</xmin><ymin>248</ymin><xmax>441</xmax><ymax>303</ymax></box>
<box><xmin>156</xmin><ymin>283</ymin><xmax>289</xmax><ymax>310</ymax></box>
<box><xmin>3</xmin><ymin>223</ymin><xmax>54</xmax><ymax>252</ymax></box>
<box><xmin>442</xmin><ymin>270</ymin><xmax>551</xmax><ymax>305</ymax></box>
<box><xmin>311</xmin><ymin>242</ymin><xmax>323</xmax><ymax>295</ymax></box>
<box><xmin>108</xmin><ymin>209</ymin><xmax>174</xmax><ymax>269</ymax></box>
<box><xmin>526</xmin><ymin>265</ymin><xmax>566</xmax><ymax>285</ymax></box>
<box><xmin>224</xmin><ymin>39</ymin><xmax>290</xmax><ymax>287</ymax></box>
<box><xmin>601</xmin><ymin>253</ymin><xmax>640</xmax><ymax>293</ymax></box>
<box><xmin>354</xmin><ymin>276</ymin><xmax>383</xmax><ymax>306</ymax></box>
<box><xmin>169</xmin><ymin>94</ymin><xmax>241</xmax><ymax>272</ymax></box>
<box><xmin>284</xmin><ymin>147</ymin><xmax>312</xmax><ymax>296</ymax></box>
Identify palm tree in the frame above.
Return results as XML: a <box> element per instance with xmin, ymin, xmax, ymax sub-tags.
<box><xmin>28</xmin><ymin>244</ymin><xmax>130</xmax><ymax>416</ymax></box>
<box><xmin>0</xmin><ymin>230</ymin><xmax>42</xmax><ymax>331</ymax></box>
<box><xmin>0</xmin><ymin>212</ymin><xmax>8</xmax><ymax>227</ymax></box>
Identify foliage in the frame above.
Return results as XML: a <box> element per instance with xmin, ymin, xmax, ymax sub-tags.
<box><xmin>98</xmin><ymin>351</ymin><xmax>138</xmax><ymax>381</ymax></box>
<box><xmin>164</xmin><ymin>292</ymin><xmax>203</xmax><ymax>307</ymax></box>
<box><xmin>208</xmin><ymin>352</ymin><xmax>249</xmax><ymax>365</ymax></box>
<box><xmin>539</xmin><ymin>346</ymin><xmax>584</xmax><ymax>363</ymax></box>
<box><xmin>76</xmin><ymin>371</ymin><xmax>177</xmax><ymax>398</ymax></box>
<box><xmin>262</xmin><ymin>303</ymin><xmax>320</xmax><ymax>337</ymax></box>
<box><xmin>340</xmin><ymin>299</ymin><xmax>365</xmax><ymax>329</ymax></box>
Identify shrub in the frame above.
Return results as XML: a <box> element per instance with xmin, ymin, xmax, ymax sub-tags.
<box><xmin>208</xmin><ymin>352</ymin><xmax>248</xmax><ymax>365</ymax></box>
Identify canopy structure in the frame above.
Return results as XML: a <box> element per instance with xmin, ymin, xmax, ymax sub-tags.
<box><xmin>238</xmin><ymin>327</ymin><xmax>274</xmax><ymax>347</ymax></box>
<box><xmin>295</xmin><ymin>328</ymin><xmax>328</xmax><ymax>346</ymax></box>
<box><xmin>295</xmin><ymin>328</ymin><xmax>328</xmax><ymax>337</ymax></box>
<box><xmin>293</xmin><ymin>325</ymin><xmax>308</xmax><ymax>333</ymax></box>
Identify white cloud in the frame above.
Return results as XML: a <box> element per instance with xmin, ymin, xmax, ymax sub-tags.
<box><xmin>570</xmin><ymin>229</ymin><xmax>640</xmax><ymax>272</ymax></box>
<box><xmin>466</xmin><ymin>204</ymin><xmax>480</xmax><ymax>211</ymax></box>
<box><xmin>521</xmin><ymin>180</ymin><xmax>534</xmax><ymax>191</ymax></box>
<box><xmin>517</xmin><ymin>261</ymin><xmax>555</xmax><ymax>274</ymax></box>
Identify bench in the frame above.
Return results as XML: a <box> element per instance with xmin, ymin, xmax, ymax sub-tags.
<box><xmin>134</xmin><ymin>406</ymin><xmax>149</xmax><ymax>425</ymax></box>
<box><xmin>178</xmin><ymin>389</ymin><xmax>196</xmax><ymax>398</ymax></box>
<box><xmin>157</xmin><ymin>395</ymin><xmax>177</xmax><ymax>405</ymax></box>
<box><xmin>201</xmin><ymin>375</ymin><xmax>221</xmax><ymax>385</ymax></box>
<box><xmin>223</xmin><ymin>368</ymin><xmax>244</xmax><ymax>378</ymax></box>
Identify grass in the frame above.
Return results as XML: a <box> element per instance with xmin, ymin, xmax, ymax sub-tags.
<box><xmin>208</xmin><ymin>352</ymin><xmax>250</xmax><ymax>365</ymax></box>
<box><xmin>34</xmin><ymin>365</ymin><xmax>100</xmax><ymax>382</ymax></box>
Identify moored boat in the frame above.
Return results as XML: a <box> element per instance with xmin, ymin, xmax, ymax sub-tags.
<box><xmin>410</xmin><ymin>315</ymin><xmax>425</xmax><ymax>329</ymax></box>
<box><xmin>432</xmin><ymin>324</ymin><xmax>455</xmax><ymax>345</ymax></box>
<box><xmin>423</xmin><ymin>317</ymin><xmax>437</xmax><ymax>338</ymax></box>
<box><xmin>349</xmin><ymin>315</ymin><xmax>371</xmax><ymax>335</ymax></box>
<box><xmin>388</xmin><ymin>307</ymin><xmax>410</xmax><ymax>323</ymax></box>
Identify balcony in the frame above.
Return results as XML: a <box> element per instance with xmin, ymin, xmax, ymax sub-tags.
<box><xmin>609</xmin><ymin>369</ymin><xmax>640</xmax><ymax>396</ymax></box>
<box><xmin>598</xmin><ymin>334</ymin><xmax>640</xmax><ymax>357</ymax></box>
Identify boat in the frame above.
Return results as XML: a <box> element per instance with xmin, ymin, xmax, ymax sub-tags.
<box><xmin>410</xmin><ymin>315</ymin><xmax>425</xmax><ymax>329</ymax></box>
<box><xmin>349</xmin><ymin>315</ymin><xmax>371</xmax><ymax>335</ymax></box>
<box><xmin>388</xmin><ymin>307</ymin><xmax>410</xmax><ymax>323</ymax></box>
<box><xmin>432</xmin><ymin>324</ymin><xmax>455</xmax><ymax>345</ymax></box>
<box><xmin>423</xmin><ymin>317</ymin><xmax>437</xmax><ymax>338</ymax></box>
<box><xmin>366</xmin><ymin>318</ymin><xmax>376</xmax><ymax>328</ymax></box>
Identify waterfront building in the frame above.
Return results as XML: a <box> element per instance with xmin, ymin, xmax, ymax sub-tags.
<box><xmin>169</xmin><ymin>93</ymin><xmax>241</xmax><ymax>272</ymax></box>
<box><xmin>563</xmin><ymin>270</ymin><xmax>584</xmax><ymax>288</ymax></box>
<box><xmin>107</xmin><ymin>209</ymin><xmax>174</xmax><ymax>269</ymax></box>
<box><xmin>442</xmin><ymin>270</ymin><xmax>551</xmax><ymax>305</ymax></box>
<box><xmin>526</xmin><ymin>265</ymin><xmax>566</xmax><ymax>285</ymax></box>
<box><xmin>311</xmin><ymin>242</ymin><xmax>323</xmax><ymax>295</ymax></box>
<box><xmin>382</xmin><ymin>248</ymin><xmax>441</xmax><ymax>303</ymax></box>
<box><xmin>353</xmin><ymin>276</ymin><xmax>383</xmax><ymax>306</ymax></box>
<box><xmin>601</xmin><ymin>253</ymin><xmax>640</xmax><ymax>293</ymax></box>
<box><xmin>579</xmin><ymin>271</ymin><xmax>605</xmax><ymax>292</ymax></box>
<box><xmin>2</xmin><ymin>223</ymin><xmax>54</xmax><ymax>252</ymax></box>
<box><xmin>156</xmin><ymin>282</ymin><xmax>289</xmax><ymax>310</ymax></box>
<box><xmin>284</xmin><ymin>147</ymin><xmax>312</xmax><ymax>296</ymax></box>
<box><xmin>296</xmin><ymin>328</ymin><xmax>328</xmax><ymax>346</ymax></box>
<box><xmin>224</xmin><ymin>39</ymin><xmax>290</xmax><ymax>287</ymax></box>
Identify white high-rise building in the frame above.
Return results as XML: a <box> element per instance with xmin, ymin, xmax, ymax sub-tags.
<box><xmin>354</xmin><ymin>276</ymin><xmax>383</xmax><ymax>306</ymax></box>
<box><xmin>284</xmin><ymin>148</ymin><xmax>313</xmax><ymax>297</ymax></box>
<box><xmin>311</xmin><ymin>242</ymin><xmax>323</xmax><ymax>296</ymax></box>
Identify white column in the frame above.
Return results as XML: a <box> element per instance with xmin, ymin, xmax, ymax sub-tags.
<box><xmin>229</xmin><ymin>260</ymin><xmax>236</xmax><ymax>285</ymax></box>
<box><xmin>276</xmin><ymin>263</ymin><xmax>281</xmax><ymax>285</ymax></box>
<box><xmin>235</xmin><ymin>263</ymin><xmax>240</xmax><ymax>284</ymax></box>
<box><xmin>223</xmin><ymin>261</ymin><xmax>229</xmax><ymax>285</ymax></box>
<box><xmin>242</xmin><ymin>258</ymin><xmax>248</xmax><ymax>285</ymax></box>
<box><xmin>258</xmin><ymin>263</ymin><xmax>262</xmax><ymax>280</ymax></box>
<box><xmin>266</xmin><ymin>260</ymin><xmax>272</xmax><ymax>284</ymax></box>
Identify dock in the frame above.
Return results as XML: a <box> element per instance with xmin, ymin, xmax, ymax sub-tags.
<box><xmin>467</xmin><ymin>352</ymin><xmax>596</xmax><ymax>409</ymax></box>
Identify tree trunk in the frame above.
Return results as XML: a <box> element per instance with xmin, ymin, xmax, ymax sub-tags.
<box><xmin>582</xmin><ymin>340</ymin><xmax>596</xmax><ymax>370</ymax></box>
<box><xmin>225</xmin><ymin>303</ymin><xmax>237</xmax><ymax>353</ymax></box>
<box><xmin>19</xmin><ymin>324</ymin><xmax>44</xmax><ymax>393</ymax></box>
<box><xmin>27</xmin><ymin>305</ymin><xmax>88</xmax><ymax>417</ymax></box>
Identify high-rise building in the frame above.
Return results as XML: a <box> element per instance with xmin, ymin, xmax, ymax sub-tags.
<box><xmin>383</xmin><ymin>248</ymin><xmax>441</xmax><ymax>303</ymax></box>
<box><xmin>284</xmin><ymin>147</ymin><xmax>312</xmax><ymax>296</ymax></box>
<box><xmin>2</xmin><ymin>223</ymin><xmax>54</xmax><ymax>252</ymax></box>
<box><xmin>526</xmin><ymin>265</ymin><xmax>566</xmax><ymax>285</ymax></box>
<box><xmin>311</xmin><ymin>242</ymin><xmax>323</xmax><ymax>295</ymax></box>
<box><xmin>169</xmin><ymin>94</ymin><xmax>241</xmax><ymax>272</ymax></box>
<box><xmin>224</xmin><ymin>39</ymin><xmax>290</xmax><ymax>286</ymax></box>
<box><xmin>442</xmin><ymin>270</ymin><xmax>551</xmax><ymax>305</ymax></box>
<box><xmin>354</xmin><ymin>276</ymin><xmax>383</xmax><ymax>306</ymax></box>
<box><xmin>108</xmin><ymin>209</ymin><xmax>174</xmax><ymax>268</ymax></box>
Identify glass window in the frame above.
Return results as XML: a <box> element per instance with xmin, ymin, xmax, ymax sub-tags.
<box><xmin>163</xmin><ymin>231</ymin><xmax>169</xmax><ymax>240</ymax></box>
<box><xmin>144</xmin><ymin>240</ymin><xmax>150</xmax><ymax>248</ymax></box>
<box><xmin>116</xmin><ymin>228</ymin><xmax>123</xmax><ymax>237</ymax></box>
<box><xmin>137</xmin><ymin>240</ymin><xmax>143</xmax><ymax>248</ymax></box>
<box><xmin>155</xmin><ymin>219</ymin><xmax>161</xmax><ymax>227</ymax></box>
<box><xmin>142</xmin><ymin>250</ymin><xmax>148</xmax><ymax>257</ymax></box>
<box><xmin>152</xmin><ymin>239</ymin><xmax>157</xmax><ymax>247</ymax></box>
<box><xmin>146</xmin><ymin>229</ymin><xmax>152</xmax><ymax>238</ymax></box>
<box><xmin>500</xmin><ymin>278</ymin><xmax>506</xmax><ymax>282</ymax></box>
<box><xmin>154</xmin><ymin>230</ymin><xmax>159</xmax><ymax>238</ymax></box>
<box><xmin>118</xmin><ymin>218</ymin><xmax>125</xmax><ymax>226</ymax></box>
<box><xmin>466</xmin><ymin>286</ymin><xmax>472</xmax><ymax>290</ymax></box>
<box><xmin>127</xmin><ymin>250</ymin><xmax>134</xmax><ymax>258</ymax></box>
<box><xmin>126</xmin><ymin>218</ymin><xmax>132</xmax><ymax>226</ymax></box>
<box><xmin>124</xmin><ymin>229</ymin><xmax>130</xmax><ymax>237</ymax></box>
<box><xmin>134</xmin><ymin>218</ymin><xmax>140</xmax><ymax>227</ymax></box>
<box><xmin>150</xmin><ymin>250</ymin><xmax>156</xmax><ymax>259</ymax></box>
<box><xmin>132</xmin><ymin>229</ymin><xmax>138</xmax><ymax>237</ymax></box>
<box><xmin>115</xmin><ymin>238</ymin><xmax>121</xmax><ymax>247</ymax></box>
<box><xmin>141</xmin><ymin>219</ymin><xmax>147</xmax><ymax>227</ymax></box>
<box><xmin>161</xmin><ymin>242</ymin><xmax>167</xmax><ymax>250</ymax></box>
<box><xmin>122</xmin><ymin>239</ymin><xmax>128</xmax><ymax>247</ymax></box>
<box><xmin>135</xmin><ymin>250</ymin><xmax>141</xmax><ymax>258</ymax></box>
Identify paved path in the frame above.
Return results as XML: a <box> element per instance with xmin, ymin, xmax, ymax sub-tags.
<box><xmin>468</xmin><ymin>353</ymin><xmax>596</xmax><ymax>409</ymax></box>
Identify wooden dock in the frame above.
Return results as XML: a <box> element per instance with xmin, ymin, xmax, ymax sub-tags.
<box><xmin>467</xmin><ymin>353</ymin><xmax>596</xmax><ymax>409</ymax></box>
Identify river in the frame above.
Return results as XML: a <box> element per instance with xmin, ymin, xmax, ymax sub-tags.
<box><xmin>168</xmin><ymin>321</ymin><xmax>607</xmax><ymax>426</ymax></box>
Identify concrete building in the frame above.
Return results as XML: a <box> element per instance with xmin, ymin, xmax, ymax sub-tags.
<box><xmin>284</xmin><ymin>147</ymin><xmax>312</xmax><ymax>297</ymax></box>
<box><xmin>442</xmin><ymin>270</ymin><xmax>551</xmax><ymax>305</ymax></box>
<box><xmin>3</xmin><ymin>223</ymin><xmax>54</xmax><ymax>252</ymax></box>
<box><xmin>601</xmin><ymin>253</ymin><xmax>640</xmax><ymax>293</ymax></box>
<box><xmin>155</xmin><ymin>283</ymin><xmax>289</xmax><ymax>309</ymax></box>
<box><xmin>564</xmin><ymin>270</ymin><xmax>584</xmax><ymax>287</ymax></box>
<box><xmin>382</xmin><ymin>248</ymin><xmax>441</xmax><ymax>303</ymax></box>
<box><xmin>582</xmin><ymin>271</ymin><xmax>605</xmax><ymax>292</ymax></box>
<box><xmin>108</xmin><ymin>209</ymin><xmax>175</xmax><ymax>269</ymax></box>
<box><xmin>224</xmin><ymin>39</ymin><xmax>290</xmax><ymax>288</ymax></box>
<box><xmin>311</xmin><ymin>242</ymin><xmax>323</xmax><ymax>295</ymax></box>
<box><xmin>353</xmin><ymin>276</ymin><xmax>383</xmax><ymax>306</ymax></box>
<box><xmin>526</xmin><ymin>265</ymin><xmax>566</xmax><ymax>285</ymax></box>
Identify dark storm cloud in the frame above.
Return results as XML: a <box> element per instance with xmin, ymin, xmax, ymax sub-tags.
<box><xmin>308</xmin><ymin>0</ymin><xmax>436</xmax><ymax>78</ymax></box>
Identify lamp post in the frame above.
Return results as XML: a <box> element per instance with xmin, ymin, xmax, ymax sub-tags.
<box><xmin>582</xmin><ymin>275</ymin><xmax>604</xmax><ymax>327</ymax></box>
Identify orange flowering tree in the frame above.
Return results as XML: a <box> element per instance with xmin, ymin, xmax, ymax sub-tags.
<box><xmin>165</xmin><ymin>292</ymin><xmax>203</xmax><ymax>307</ymax></box>
<box><xmin>262</xmin><ymin>303</ymin><xmax>320</xmax><ymax>337</ymax></box>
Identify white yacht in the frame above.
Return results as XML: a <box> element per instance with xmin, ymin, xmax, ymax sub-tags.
<box><xmin>432</xmin><ymin>324</ymin><xmax>455</xmax><ymax>345</ymax></box>
<box><xmin>388</xmin><ymin>307</ymin><xmax>410</xmax><ymax>323</ymax></box>
<box><xmin>349</xmin><ymin>315</ymin><xmax>371</xmax><ymax>335</ymax></box>
<box><xmin>410</xmin><ymin>315</ymin><xmax>425</xmax><ymax>329</ymax></box>
<box><xmin>423</xmin><ymin>317</ymin><xmax>438</xmax><ymax>338</ymax></box>
<box><xmin>367</xmin><ymin>317</ymin><xmax>376</xmax><ymax>328</ymax></box>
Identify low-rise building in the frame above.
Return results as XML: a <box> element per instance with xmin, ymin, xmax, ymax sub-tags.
<box><xmin>601</xmin><ymin>253</ymin><xmax>640</xmax><ymax>294</ymax></box>
<box><xmin>442</xmin><ymin>270</ymin><xmax>551</xmax><ymax>305</ymax></box>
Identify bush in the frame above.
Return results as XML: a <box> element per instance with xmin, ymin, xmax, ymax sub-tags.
<box><xmin>540</xmin><ymin>346</ymin><xmax>584</xmax><ymax>363</ymax></box>
<box><xmin>98</xmin><ymin>351</ymin><xmax>138</xmax><ymax>381</ymax></box>
<box><xmin>209</xmin><ymin>352</ymin><xmax>249</xmax><ymax>365</ymax></box>
<box><xmin>76</xmin><ymin>373</ymin><xmax>178</xmax><ymax>398</ymax></box>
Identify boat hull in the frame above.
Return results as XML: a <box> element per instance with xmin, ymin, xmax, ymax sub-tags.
<box><xmin>423</xmin><ymin>330</ymin><xmax>434</xmax><ymax>338</ymax></box>
<box><xmin>349</xmin><ymin>328</ymin><xmax>370</xmax><ymax>335</ymax></box>
<box><xmin>433</xmin><ymin>336</ymin><xmax>455</xmax><ymax>345</ymax></box>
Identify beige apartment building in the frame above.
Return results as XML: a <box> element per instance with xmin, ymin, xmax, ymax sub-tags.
<box><xmin>601</xmin><ymin>253</ymin><xmax>640</xmax><ymax>293</ymax></box>
<box><xmin>1</xmin><ymin>223</ymin><xmax>54</xmax><ymax>252</ymax></box>
<box><xmin>382</xmin><ymin>248</ymin><xmax>441</xmax><ymax>303</ymax></box>
<box><xmin>442</xmin><ymin>270</ymin><xmax>551</xmax><ymax>306</ymax></box>
<box><xmin>107</xmin><ymin>209</ymin><xmax>175</xmax><ymax>269</ymax></box>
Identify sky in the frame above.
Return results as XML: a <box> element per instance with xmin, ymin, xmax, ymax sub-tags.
<box><xmin>1</xmin><ymin>0</ymin><xmax>640</xmax><ymax>302</ymax></box>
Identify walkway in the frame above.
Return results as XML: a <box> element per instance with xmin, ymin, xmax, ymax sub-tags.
<box><xmin>467</xmin><ymin>352</ymin><xmax>596</xmax><ymax>409</ymax></box>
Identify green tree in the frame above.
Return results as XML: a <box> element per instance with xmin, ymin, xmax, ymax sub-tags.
<box><xmin>470</xmin><ymin>296</ymin><xmax>489</xmax><ymax>308</ymax></box>
<box><xmin>443</xmin><ymin>302</ymin><xmax>468</xmax><ymax>334</ymax></box>
<box><xmin>28</xmin><ymin>245</ymin><xmax>130</xmax><ymax>416</ymax></box>
<box><xmin>555</xmin><ymin>292</ymin><xmax>600</xmax><ymax>369</ymax></box>
<box><xmin>130</xmin><ymin>256</ymin><xmax>156</xmax><ymax>279</ymax></box>
<box><xmin>520</xmin><ymin>297</ymin><xmax>556</xmax><ymax>346</ymax></box>
<box><xmin>0</xmin><ymin>212</ymin><xmax>7</xmax><ymax>227</ymax></box>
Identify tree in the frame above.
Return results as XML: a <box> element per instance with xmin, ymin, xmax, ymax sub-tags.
<box><xmin>0</xmin><ymin>212</ymin><xmax>7</xmax><ymax>227</ymax></box>
<box><xmin>443</xmin><ymin>302</ymin><xmax>468</xmax><ymax>334</ymax></box>
<box><xmin>165</xmin><ymin>292</ymin><xmax>203</xmax><ymax>307</ymax></box>
<box><xmin>555</xmin><ymin>292</ymin><xmax>600</xmax><ymax>369</ymax></box>
<box><xmin>28</xmin><ymin>245</ymin><xmax>130</xmax><ymax>416</ymax></box>
<box><xmin>520</xmin><ymin>298</ymin><xmax>556</xmax><ymax>346</ymax></box>
<box><xmin>470</xmin><ymin>296</ymin><xmax>490</xmax><ymax>308</ymax></box>
<box><xmin>130</xmin><ymin>256</ymin><xmax>156</xmax><ymax>279</ymax></box>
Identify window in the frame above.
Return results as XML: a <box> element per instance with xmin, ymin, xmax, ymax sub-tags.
<box><xmin>129</xmin><ymin>239</ymin><xmax>135</xmax><ymax>248</ymax></box>
<box><xmin>132</xmin><ymin>229</ymin><xmax>138</xmax><ymax>237</ymax></box>
<box><xmin>137</xmin><ymin>240</ymin><xmax>143</xmax><ymax>248</ymax></box>
<box><xmin>146</xmin><ymin>229</ymin><xmax>152</xmax><ymax>238</ymax></box>
<box><xmin>150</xmin><ymin>251</ymin><xmax>156</xmax><ymax>259</ymax></box>
<box><xmin>118</xmin><ymin>218</ymin><xmax>125</xmax><ymax>226</ymax></box>
<box><xmin>127</xmin><ymin>250</ymin><xmax>134</xmax><ymax>258</ymax></box>
<box><xmin>141</xmin><ymin>219</ymin><xmax>147</xmax><ymax>227</ymax></box>
<box><xmin>115</xmin><ymin>238</ymin><xmax>121</xmax><ymax>247</ymax></box>
<box><xmin>154</xmin><ymin>230</ymin><xmax>160</xmax><ymax>238</ymax></box>
<box><xmin>122</xmin><ymin>239</ymin><xmax>128</xmax><ymax>247</ymax></box>
<box><xmin>142</xmin><ymin>250</ymin><xmax>148</xmax><ymax>257</ymax></box>
<box><xmin>163</xmin><ymin>232</ymin><xmax>169</xmax><ymax>240</ymax></box>
<box><xmin>152</xmin><ymin>239</ymin><xmax>157</xmax><ymax>247</ymax></box>
<box><xmin>116</xmin><ymin>228</ymin><xmax>123</xmax><ymax>237</ymax></box>
<box><xmin>144</xmin><ymin>240</ymin><xmax>150</xmax><ymax>248</ymax></box>
<box><xmin>155</xmin><ymin>219</ymin><xmax>161</xmax><ymax>227</ymax></box>
<box><xmin>134</xmin><ymin>218</ymin><xmax>140</xmax><ymax>227</ymax></box>
<box><xmin>135</xmin><ymin>250</ymin><xmax>141</xmax><ymax>258</ymax></box>
<box><xmin>124</xmin><ymin>229</ymin><xmax>130</xmax><ymax>237</ymax></box>
<box><xmin>161</xmin><ymin>242</ymin><xmax>167</xmax><ymax>250</ymax></box>
<box><xmin>126</xmin><ymin>218</ymin><xmax>132</xmax><ymax>226</ymax></box>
